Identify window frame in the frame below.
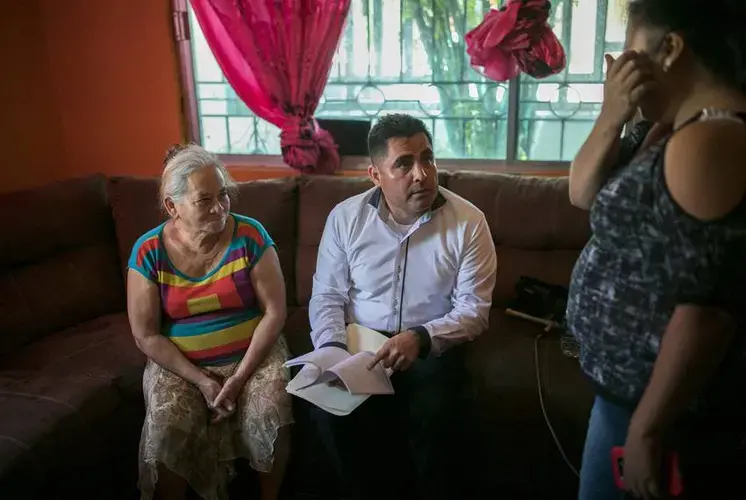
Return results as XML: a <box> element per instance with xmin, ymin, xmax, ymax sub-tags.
<box><xmin>172</xmin><ymin>0</ymin><xmax>581</xmax><ymax>173</ymax></box>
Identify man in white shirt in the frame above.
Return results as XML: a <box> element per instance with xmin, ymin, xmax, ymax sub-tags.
<box><xmin>309</xmin><ymin>113</ymin><xmax>497</xmax><ymax>500</ymax></box>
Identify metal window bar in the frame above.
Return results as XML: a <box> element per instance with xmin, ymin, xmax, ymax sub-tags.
<box><xmin>174</xmin><ymin>0</ymin><xmax>615</xmax><ymax>167</ymax></box>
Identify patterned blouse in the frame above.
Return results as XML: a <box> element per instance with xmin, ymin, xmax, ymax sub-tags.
<box><xmin>128</xmin><ymin>214</ymin><xmax>275</xmax><ymax>366</ymax></box>
<box><xmin>567</xmin><ymin>109</ymin><xmax>746</xmax><ymax>415</ymax></box>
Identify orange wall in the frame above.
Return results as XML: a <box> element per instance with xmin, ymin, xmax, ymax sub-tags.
<box><xmin>0</xmin><ymin>2</ymin><xmax>67</xmax><ymax>192</ymax></box>
<box><xmin>39</xmin><ymin>0</ymin><xmax>184</xmax><ymax>181</ymax></box>
<box><xmin>1</xmin><ymin>0</ymin><xmax>565</xmax><ymax>193</ymax></box>
<box><xmin>2</xmin><ymin>0</ymin><xmax>184</xmax><ymax>192</ymax></box>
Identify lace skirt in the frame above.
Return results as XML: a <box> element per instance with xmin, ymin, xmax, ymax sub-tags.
<box><xmin>138</xmin><ymin>336</ymin><xmax>294</xmax><ymax>500</ymax></box>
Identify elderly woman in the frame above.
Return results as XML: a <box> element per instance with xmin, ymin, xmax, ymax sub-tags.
<box><xmin>126</xmin><ymin>144</ymin><xmax>293</xmax><ymax>500</ymax></box>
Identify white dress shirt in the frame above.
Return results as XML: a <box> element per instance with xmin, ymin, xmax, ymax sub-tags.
<box><xmin>309</xmin><ymin>186</ymin><xmax>497</xmax><ymax>356</ymax></box>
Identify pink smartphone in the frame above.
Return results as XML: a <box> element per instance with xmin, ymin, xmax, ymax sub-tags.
<box><xmin>611</xmin><ymin>446</ymin><xmax>683</xmax><ymax>497</ymax></box>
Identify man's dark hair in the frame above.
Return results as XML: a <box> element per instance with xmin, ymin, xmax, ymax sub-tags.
<box><xmin>628</xmin><ymin>0</ymin><xmax>746</xmax><ymax>92</ymax></box>
<box><xmin>367</xmin><ymin>114</ymin><xmax>433</xmax><ymax>164</ymax></box>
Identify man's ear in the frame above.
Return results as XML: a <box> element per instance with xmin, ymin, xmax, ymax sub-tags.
<box><xmin>367</xmin><ymin>164</ymin><xmax>381</xmax><ymax>187</ymax></box>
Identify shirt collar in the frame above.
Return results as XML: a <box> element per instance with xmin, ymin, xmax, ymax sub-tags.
<box><xmin>367</xmin><ymin>187</ymin><xmax>447</xmax><ymax>214</ymax></box>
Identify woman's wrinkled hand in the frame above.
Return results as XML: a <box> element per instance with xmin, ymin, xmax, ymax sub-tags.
<box><xmin>210</xmin><ymin>374</ymin><xmax>245</xmax><ymax>423</ymax></box>
<box><xmin>601</xmin><ymin>51</ymin><xmax>657</xmax><ymax>128</ymax></box>
<box><xmin>197</xmin><ymin>375</ymin><xmax>233</xmax><ymax>424</ymax></box>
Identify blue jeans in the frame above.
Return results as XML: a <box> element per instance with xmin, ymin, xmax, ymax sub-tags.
<box><xmin>579</xmin><ymin>396</ymin><xmax>631</xmax><ymax>500</ymax></box>
<box><xmin>579</xmin><ymin>395</ymin><xmax>746</xmax><ymax>500</ymax></box>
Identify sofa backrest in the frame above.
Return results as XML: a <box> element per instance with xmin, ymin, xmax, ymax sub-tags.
<box><xmin>0</xmin><ymin>175</ymin><xmax>125</xmax><ymax>356</ymax></box>
<box><xmin>293</xmin><ymin>171</ymin><xmax>590</xmax><ymax>308</ymax></box>
<box><xmin>446</xmin><ymin>172</ymin><xmax>590</xmax><ymax>304</ymax></box>
<box><xmin>0</xmin><ymin>171</ymin><xmax>587</xmax><ymax>357</ymax></box>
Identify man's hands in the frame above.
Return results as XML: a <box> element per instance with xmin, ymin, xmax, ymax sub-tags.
<box><xmin>367</xmin><ymin>330</ymin><xmax>421</xmax><ymax>372</ymax></box>
<box><xmin>197</xmin><ymin>372</ymin><xmax>245</xmax><ymax>424</ymax></box>
<box><xmin>600</xmin><ymin>51</ymin><xmax>657</xmax><ymax>129</ymax></box>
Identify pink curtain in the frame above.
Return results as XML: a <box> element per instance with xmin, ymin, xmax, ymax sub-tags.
<box><xmin>190</xmin><ymin>0</ymin><xmax>351</xmax><ymax>174</ymax></box>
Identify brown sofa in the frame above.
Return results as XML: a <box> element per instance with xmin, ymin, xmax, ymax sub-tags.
<box><xmin>0</xmin><ymin>171</ymin><xmax>594</xmax><ymax>499</ymax></box>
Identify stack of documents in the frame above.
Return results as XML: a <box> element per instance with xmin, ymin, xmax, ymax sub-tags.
<box><xmin>284</xmin><ymin>324</ymin><xmax>394</xmax><ymax>415</ymax></box>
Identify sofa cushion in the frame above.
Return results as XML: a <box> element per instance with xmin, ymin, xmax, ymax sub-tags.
<box><xmin>467</xmin><ymin>309</ymin><xmax>593</xmax><ymax>495</ymax></box>
<box><xmin>446</xmin><ymin>172</ymin><xmax>590</xmax><ymax>303</ymax></box>
<box><xmin>107</xmin><ymin>175</ymin><xmax>300</xmax><ymax>305</ymax></box>
<box><xmin>0</xmin><ymin>313</ymin><xmax>145</xmax><ymax>490</ymax></box>
<box><xmin>446</xmin><ymin>172</ymin><xmax>590</xmax><ymax>250</ymax></box>
<box><xmin>492</xmin><ymin>246</ymin><xmax>582</xmax><ymax>303</ymax></box>
<box><xmin>469</xmin><ymin>310</ymin><xmax>592</xmax><ymax>423</ymax></box>
<box><xmin>0</xmin><ymin>313</ymin><xmax>145</xmax><ymax>396</ymax></box>
<box><xmin>231</xmin><ymin>178</ymin><xmax>299</xmax><ymax>306</ymax></box>
<box><xmin>295</xmin><ymin>176</ymin><xmax>373</xmax><ymax>305</ymax></box>
<box><xmin>0</xmin><ymin>175</ymin><xmax>125</xmax><ymax>356</ymax></box>
<box><xmin>0</xmin><ymin>375</ymin><xmax>121</xmax><ymax>487</ymax></box>
<box><xmin>106</xmin><ymin>176</ymin><xmax>164</xmax><ymax>274</ymax></box>
<box><xmin>285</xmin><ymin>306</ymin><xmax>312</xmax><ymax>356</ymax></box>
<box><xmin>0</xmin><ymin>174</ymin><xmax>117</xmax><ymax>266</ymax></box>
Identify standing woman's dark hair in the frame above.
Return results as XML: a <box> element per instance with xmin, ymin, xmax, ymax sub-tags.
<box><xmin>567</xmin><ymin>1</ymin><xmax>746</xmax><ymax>499</ymax></box>
<box><xmin>627</xmin><ymin>0</ymin><xmax>746</xmax><ymax>88</ymax></box>
<box><xmin>624</xmin><ymin>0</ymin><xmax>746</xmax><ymax>124</ymax></box>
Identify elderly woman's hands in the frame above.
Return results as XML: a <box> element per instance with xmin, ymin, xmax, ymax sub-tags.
<box><xmin>211</xmin><ymin>374</ymin><xmax>246</xmax><ymax>423</ymax></box>
<box><xmin>197</xmin><ymin>375</ymin><xmax>235</xmax><ymax>423</ymax></box>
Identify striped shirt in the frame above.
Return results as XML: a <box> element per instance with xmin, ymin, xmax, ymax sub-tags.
<box><xmin>128</xmin><ymin>213</ymin><xmax>274</xmax><ymax>366</ymax></box>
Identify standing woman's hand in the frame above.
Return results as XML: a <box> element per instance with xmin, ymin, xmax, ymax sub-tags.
<box><xmin>600</xmin><ymin>51</ymin><xmax>657</xmax><ymax>129</ymax></box>
<box><xmin>623</xmin><ymin>426</ymin><xmax>663</xmax><ymax>500</ymax></box>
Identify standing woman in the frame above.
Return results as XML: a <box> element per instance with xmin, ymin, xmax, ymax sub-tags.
<box><xmin>567</xmin><ymin>1</ymin><xmax>746</xmax><ymax>499</ymax></box>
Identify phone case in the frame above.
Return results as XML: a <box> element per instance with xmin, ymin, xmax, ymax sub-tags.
<box><xmin>611</xmin><ymin>446</ymin><xmax>683</xmax><ymax>496</ymax></box>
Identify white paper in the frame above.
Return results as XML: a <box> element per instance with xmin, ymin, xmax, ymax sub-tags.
<box><xmin>326</xmin><ymin>351</ymin><xmax>394</xmax><ymax>395</ymax></box>
<box><xmin>284</xmin><ymin>345</ymin><xmax>349</xmax><ymax>371</ymax></box>
<box><xmin>283</xmin><ymin>324</ymin><xmax>395</xmax><ymax>414</ymax></box>
<box><xmin>286</xmin><ymin>384</ymin><xmax>368</xmax><ymax>416</ymax></box>
<box><xmin>346</xmin><ymin>323</ymin><xmax>389</xmax><ymax>354</ymax></box>
<box><xmin>286</xmin><ymin>364</ymin><xmax>323</xmax><ymax>392</ymax></box>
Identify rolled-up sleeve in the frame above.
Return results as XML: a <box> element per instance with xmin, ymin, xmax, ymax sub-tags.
<box><xmin>309</xmin><ymin>208</ymin><xmax>351</xmax><ymax>350</ymax></box>
<box><xmin>416</xmin><ymin>215</ymin><xmax>497</xmax><ymax>355</ymax></box>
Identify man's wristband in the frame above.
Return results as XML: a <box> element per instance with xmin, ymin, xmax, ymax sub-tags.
<box><xmin>319</xmin><ymin>341</ymin><xmax>347</xmax><ymax>351</ymax></box>
<box><xmin>409</xmin><ymin>325</ymin><xmax>432</xmax><ymax>358</ymax></box>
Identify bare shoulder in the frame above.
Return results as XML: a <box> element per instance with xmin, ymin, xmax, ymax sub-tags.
<box><xmin>664</xmin><ymin>118</ymin><xmax>746</xmax><ymax>221</ymax></box>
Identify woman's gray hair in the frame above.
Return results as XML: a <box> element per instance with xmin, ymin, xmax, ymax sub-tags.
<box><xmin>159</xmin><ymin>144</ymin><xmax>236</xmax><ymax>207</ymax></box>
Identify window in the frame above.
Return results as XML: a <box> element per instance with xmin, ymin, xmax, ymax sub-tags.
<box><xmin>181</xmin><ymin>0</ymin><xmax>626</xmax><ymax>163</ymax></box>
